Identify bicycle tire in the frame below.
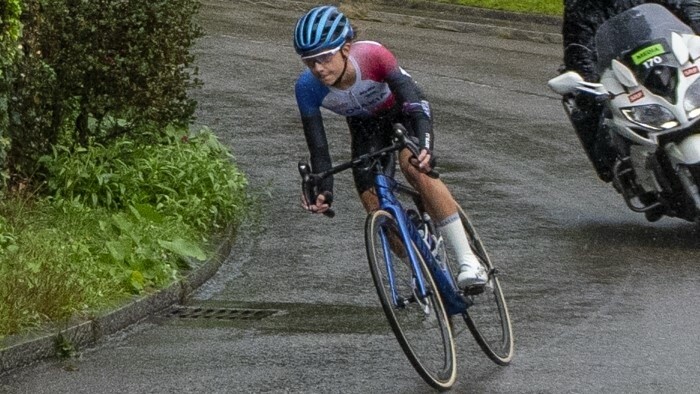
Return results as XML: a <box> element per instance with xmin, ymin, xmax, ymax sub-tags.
<box><xmin>365</xmin><ymin>210</ymin><xmax>457</xmax><ymax>390</ymax></box>
<box><xmin>440</xmin><ymin>205</ymin><xmax>514</xmax><ymax>365</ymax></box>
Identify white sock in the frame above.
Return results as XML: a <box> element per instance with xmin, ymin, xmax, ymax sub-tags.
<box><xmin>436</xmin><ymin>213</ymin><xmax>479</xmax><ymax>269</ymax></box>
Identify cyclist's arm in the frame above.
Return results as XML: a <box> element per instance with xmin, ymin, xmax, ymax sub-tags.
<box><xmin>295</xmin><ymin>74</ymin><xmax>334</xmax><ymax>198</ymax></box>
<box><xmin>361</xmin><ymin>42</ymin><xmax>433</xmax><ymax>151</ymax></box>
<box><xmin>386</xmin><ymin>69</ymin><xmax>434</xmax><ymax>153</ymax></box>
<box><xmin>300</xmin><ymin>113</ymin><xmax>333</xmax><ymax>196</ymax></box>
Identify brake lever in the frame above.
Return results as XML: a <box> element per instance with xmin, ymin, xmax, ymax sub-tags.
<box><xmin>392</xmin><ymin>124</ymin><xmax>440</xmax><ymax>179</ymax></box>
<box><xmin>297</xmin><ymin>160</ymin><xmax>335</xmax><ymax>218</ymax></box>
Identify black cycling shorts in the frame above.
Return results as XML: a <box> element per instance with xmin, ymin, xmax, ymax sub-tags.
<box><xmin>346</xmin><ymin>109</ymin><xmax>412</xmax><ymax>194</ymax></box>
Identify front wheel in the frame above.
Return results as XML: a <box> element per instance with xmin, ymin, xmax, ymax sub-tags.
<box><xmin>440</xmin><ymin>205</ymin><xmax>514</xmax><ymax>365</ymax></box>
<box><xmin>365</xmin><ymin>210</ymin><xmax>456</xmax><ymax>391</ymax></box>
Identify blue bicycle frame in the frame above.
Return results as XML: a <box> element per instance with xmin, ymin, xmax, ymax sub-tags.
<box><xmin>373</xmin><ymin>172</ymin><xmax>468</xmax><ymax>316</ymax></box>
<box><xmin>299</xmin><ymin>126</ymin><xmax>470</xmax><ymax>316</ymax></box>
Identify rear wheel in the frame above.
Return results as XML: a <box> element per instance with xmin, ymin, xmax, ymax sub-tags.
<box><xmin>440</xmin><ymin>205</ymin><xmax>514</xmax><ymax>365</ymax></box>
<box><xmin>365</xmin><ymin>210</ymin><xmax>456</xmax><ymax>390</ymax></box>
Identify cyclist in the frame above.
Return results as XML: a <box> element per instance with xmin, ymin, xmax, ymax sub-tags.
<box><xmin>562</xmin><ymin>0</ymin><xmax>700</xmax><ymax>183</ymax></box>
<box><xmin>293</xmin><ymin>5</ymin><xmax>486</xmax><ymax>288</ymax></box>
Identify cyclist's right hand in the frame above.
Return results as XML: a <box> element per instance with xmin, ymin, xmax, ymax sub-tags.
<box><xmin>301</xmin><ymin>191</ymin><xmax>332</xmax><ymax>214</ymax></box>
<box><xmin>409</xmin><ymin>148</ymin><xmax>436</xmax><ymax>173</ymax></box>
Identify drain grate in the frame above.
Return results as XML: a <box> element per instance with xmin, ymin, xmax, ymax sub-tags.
<box><xmin>167</xmin><ymin>306</ymin><xmax>278</xmax><ymax>321</ymax></box>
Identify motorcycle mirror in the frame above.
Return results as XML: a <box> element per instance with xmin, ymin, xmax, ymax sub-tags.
<box><xmin>612</xmin><ymin>59</ymin><xmax>639</xmax><ymax>88</ymax></box>
<box><xmin>672</xmin><ymin>32</ymin><xmax>690</xmax><ymax>65</ymax></box>
<box><xmin>686</xmin><ymin>34</ymin><xmax>700</xmax><ymax>61</ymax></box>
<box><xmin>547</xmin><ymin>71</ymin><xmax>585</xmax><ymax>95</ymax></box>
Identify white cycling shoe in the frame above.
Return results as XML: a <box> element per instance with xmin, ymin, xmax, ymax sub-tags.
<box><xmin>457</xmin><ymin>263</ymin><xmax>488</xmax><ymax>289</ymax></box>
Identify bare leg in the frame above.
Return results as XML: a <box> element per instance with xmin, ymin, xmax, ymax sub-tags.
<box><xmin>398</xmin><ymin>149</ymin><xmax>486</xmax><ymax>287</ymax></box>
<box><xmin>398</xmin><ymin>148</ymin><xmax>457</xmax><ymax>222</ymax></box>
<box><xmin>359</xmin><ymin>188</ymin><xmax>380</xmax><ymax>214</ymax></box>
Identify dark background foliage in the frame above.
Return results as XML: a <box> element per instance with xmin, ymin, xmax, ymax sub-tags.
<box><xmin>2</xmin><ymin>0</ymin><xmax>203</xmax><ymax>188</ymax></box>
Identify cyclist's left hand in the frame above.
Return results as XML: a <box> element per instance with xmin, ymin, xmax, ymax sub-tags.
<box><xmin>410</xmin><ymin>148</ymin><xmax>434</xmax><ymax>173</ymax></box>
<box><xmin>301</xmin><ymin>191</ymin><xmax>332</xmax><ymax>214</ymax></box>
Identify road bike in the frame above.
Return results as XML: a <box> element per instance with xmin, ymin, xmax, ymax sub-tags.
<box><xmin>298</xmin><ymin>124</ymin><xmax>514</xmax><ymax>390</ymax></box>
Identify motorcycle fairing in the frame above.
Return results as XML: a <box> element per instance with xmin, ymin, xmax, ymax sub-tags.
<box><xmin>596</xmin><ymin>4</ymin><xmax>700</xmax><ymax>147</ymax></box>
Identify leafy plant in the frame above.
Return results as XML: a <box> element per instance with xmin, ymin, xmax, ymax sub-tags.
<box><xmin>0</xmin><ymin>0</ymin><xmax>22</xmax><ymax>191</ymax></box>
<box><xmin>99</xmin><ymin>205</ymin><xmax>205</xmax><ymax>293</ymax></box>
<box><xmin>0</xmin><ymin>125</ymin><xmax>249</xmax><ymax>337</ymax></box>
<box><xmin>42</xmin><ymin>125</ymin><xmax>249</xmax><ymax>232</ymax></box>
<box><xmin>6</xmin><ymin>0</ymin><xmax>203</xmax><ymax>187</ymax></box>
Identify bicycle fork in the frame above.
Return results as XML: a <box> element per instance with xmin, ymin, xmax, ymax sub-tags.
<box><xmin>378</xmin><ymin>221</ymin><xmax>432</xmax><ymax>316</ymax></box>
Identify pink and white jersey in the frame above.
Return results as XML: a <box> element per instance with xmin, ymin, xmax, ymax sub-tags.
<box><xmin>295</xmin><ymin>41</ymin><xmax>408</xmax><ymax>118</ymax></box>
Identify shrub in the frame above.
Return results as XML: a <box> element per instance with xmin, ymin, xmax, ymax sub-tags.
<box><xmin>0</xmin><ymin>126</ymin><xmax>250</xmax><ymax>337</ymax></box>
<box><xmin>0</xmin><ymin>0</ymin><xmax>22</xmax><ymax>191</ymax></box>
<box><xmin>42</xmin><ymin>125</ymin><xmax>249</xmax><ymax>232</ymax></box>
<box><xmin>6</xmin><ymin>0</ymin><xmax>203</xmax><ymax>186</ymax></box>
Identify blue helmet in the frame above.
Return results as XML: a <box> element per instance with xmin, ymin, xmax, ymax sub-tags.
<box><xmin>293</xmin><ymin>6</ymin><xmax>354</xmax><ymax>57</ymax></box>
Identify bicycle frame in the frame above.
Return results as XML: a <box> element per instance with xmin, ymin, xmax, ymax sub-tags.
<box><xmin>300</xmin><ymin>124</ymin><xmax>514</xmax><ymax>375</ymax></box>
<box><xmin>300</xmin><ymin>128</ymin><xmax>469</xmax><ymax>315</ymax></box>
<box><xmin>373</xmin><ymin>171</ymin><xmax>468</xmax><ymax>316</ymax></box>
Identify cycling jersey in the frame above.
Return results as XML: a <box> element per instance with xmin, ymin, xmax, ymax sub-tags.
<box><xmin>295</xmin><ymin>40</ymin><xmax>432</xmax><ymax>196</ymax></box>
<box><xmin>296</xmin><ymin>41</ymin><xmax>400</xmax><ymax>117</ymax></box>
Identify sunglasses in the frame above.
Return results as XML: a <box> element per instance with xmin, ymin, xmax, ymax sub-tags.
<box><xmin>301</xmin><ymin>46</ymin><xmax>342</xmax><ymax>67</ymax></box>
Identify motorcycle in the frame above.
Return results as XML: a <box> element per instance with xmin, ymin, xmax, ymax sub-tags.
<box><xmin>548</xmin><ymin>3</ymin><xmax>700</xmax><ymax>223</ymax></box>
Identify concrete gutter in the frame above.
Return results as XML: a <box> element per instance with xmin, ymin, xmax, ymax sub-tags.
<box><xmin>0</xmin><ymin>0</ymin><xmax>563</xmax><ymax>376</ymax></box>
<box><xmin>0</xmin><ymin>226</ymin><xmax>236</xmax><ymax>374</ymax></box>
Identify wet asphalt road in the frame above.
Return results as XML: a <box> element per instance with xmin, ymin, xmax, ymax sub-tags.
<box><xmin>2</xmin><ymin>1</ymin><xmax>700</xmax><ymax>393</ymax></box>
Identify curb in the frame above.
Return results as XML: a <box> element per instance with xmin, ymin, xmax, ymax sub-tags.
<box><xmin>0</xmin><ymin>225</ymin><xmax>236</xmax><ymax>375</ymax></box>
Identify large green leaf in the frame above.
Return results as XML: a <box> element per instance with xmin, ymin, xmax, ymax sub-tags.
<box><xmin>158</xmin><ymin>238</ymin><xmax>206</xmax><ymax>261</ymax></box>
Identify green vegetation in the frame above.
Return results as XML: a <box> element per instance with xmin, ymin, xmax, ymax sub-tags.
<box><xmin>0</xmin><ymin>127</ymin><xmax>249</xmax><ymax>338</ymax></box>
<box><xmin>0</xmin><ymin>0</ymin><xmax>249</xmax><ymax>340</ymax></box>
<box><xmin>4</xmin><ymin>0</ymin><xmax>202</xmax><ymax>188</ymax></box>
<box><xmin>0</xmin><ymin>0</ymin><xmax>556</xmax><ymax>341</ymax></box>
<box><xmin>437</xmin><ymin>0</ymin><xmax>562</xmax><ymax>16</ymax></box>
<box><xmin>0</xmin><ymin>0</ymin><xmax>22</xmax><ymax>179</ymax></box>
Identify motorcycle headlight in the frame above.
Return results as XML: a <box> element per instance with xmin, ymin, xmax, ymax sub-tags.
<box><xmin>684</xmin><ymin>78</ymin><xmax>700</xmax><ymax>119</ymax></box>
<box><xmin>620</xmin><ymin>104</ymin><xmax>678</xmax><ymax>131</ymax></box>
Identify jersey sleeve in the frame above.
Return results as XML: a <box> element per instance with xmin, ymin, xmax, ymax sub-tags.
<box><xmin>295</xmin><ymin>71</ymin><xmax>326</xmax><ymax>117</ymax></box>
<box><xmin>373</xmin><ymin>46</ymin><xmax>433</xmax><ymax>151</ymax></box>
<box><xmin>295</xmin><ymin>72</ymin><xmax>334</xmax><ymax>195</ymax></box>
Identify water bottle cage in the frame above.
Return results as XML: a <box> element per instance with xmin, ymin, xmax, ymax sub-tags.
<box><xmin>422</xmin><ymin>224</ymin><xmax>433</xmax><ymax>250</ymax></box>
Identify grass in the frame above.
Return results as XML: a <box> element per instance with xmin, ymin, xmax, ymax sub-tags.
<box><xmin>352</xmin><ymin>0</ymin><xmax>563</xmax><ymax>16</ymax></box>
<box><xmin>0</xmin><ymin>199</ymin><xmax>133</xmax><ymax>336</ymax></box>
<box><xmin>0</xmin><ymin>127</ymin><xmax>250</xmax><ymax>339</ymax></box>
<box><xmin>437</xmin><ymin>0</ymin><xmax>562</xmax><ymax>16</ymax></box>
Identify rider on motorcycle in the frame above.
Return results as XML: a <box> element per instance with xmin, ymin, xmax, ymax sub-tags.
<box><xmin>562</xmin><ymin>0</ymin><xmax>700</xmax><ymax>183</ymax></box>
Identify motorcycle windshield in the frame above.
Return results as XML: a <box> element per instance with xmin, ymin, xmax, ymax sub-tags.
<box><xmin>595</xmin><ymin>3</ymin><xmax>693</xmax><ymax>75</ymax></box>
